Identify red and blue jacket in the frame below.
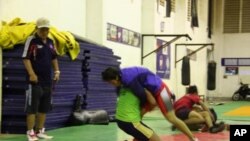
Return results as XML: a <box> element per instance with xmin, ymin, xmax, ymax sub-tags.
<box><xmin>120</xmin><ymin>67</ymin><xmax>163</xmax><ymax>105</ymax></box>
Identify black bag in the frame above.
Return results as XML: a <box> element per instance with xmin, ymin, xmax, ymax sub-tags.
<box><xmin>68</xmin><ymin>95</ymin><xmax>109</xmax><ymax>126</ymax></box>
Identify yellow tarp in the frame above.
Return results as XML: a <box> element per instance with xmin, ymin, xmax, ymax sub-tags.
<box><xmin>224</xmin><ymin>106</ymin><xmax>250</xmax><ymax>116</ymax></box>
<box><xmin>0</xmin><ymin>18</ymin><xmax>36</xmax><ymax>49</ymax></box>
<box><xmin>0</xmin><ymin>18</ymin><xmax>80</xmax><ymax>60</ymax></box>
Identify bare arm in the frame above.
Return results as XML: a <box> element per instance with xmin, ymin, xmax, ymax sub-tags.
<box><xmin>192</xmin><ymin>104</ymin><xmax>203</xmax><ymax>112</ymax></box>
<box><xmin>52</xmin><ymin>58</ymin><xmax>60</xmax><ymax>81</ymax></box>
<box><xmin>145</xmin><ymin>89</ymin><xmax>157</xmax><ymax>108</ymax></box>
<box><xmin>198</xmin><ymin>100</ymin><xmax>215</xmax><ymax>121</ymax></box>
<box><xmin>52</xmin><ymin>59</ymin><xmax>59</xmax><ymax>71</ymax></box>
<box><xmin>23</xmin><ymin>59</ymin><xmax>37</xmax><ymax>83</ymax></box>
<box><xmin>23</xmin><ymin>59</ymin><xmax>35</xmax><ymax>76</ymax></box>
<box><xmin>141</xmin><ymin>89</ymin><xmax>157</xmax><ymax>117</ymax></box>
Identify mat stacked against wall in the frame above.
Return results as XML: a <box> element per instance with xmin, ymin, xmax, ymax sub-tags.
<box><xmin>80</xmin><ymin>42</ymin><xmax>120</xmax><ymax>119</ymax></box>
<box><xmin>1</xmin><ymin>36</ymin><xmax>120</xmax><ymax>133</ymax></box>
<box><xmin>2</xmin><ymin>45</ymin><xmax>28</xmax><ymax>133</ymax></box>
<box><xmin>74</xmin><ymin>35</ymin><xmax>121</xmax><ymax>119</ymax></box>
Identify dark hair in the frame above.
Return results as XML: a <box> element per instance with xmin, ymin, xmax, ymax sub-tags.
<box><xmin>101</xmin><ymin>67</ymin><xmax>120</xmax><ymax>81</ymax></box>
<box><xmin>187</xmin><ymin>85</ymin><xmax>198</xmax><ymax>94</ymax></box>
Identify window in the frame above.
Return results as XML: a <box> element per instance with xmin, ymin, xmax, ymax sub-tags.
<box><xmin>224</xmin><ymin>0</ymin><xmax>250</xmax><ymax>33</ymax></box>
<box><xmin>242</xmin><ymin>0</ymin><xmax>250</xmax><ymax>32</ymax></box>
<box><xmin>187</xmin><ymin>0</ymin><xmax>191</xmax><ymax>21</ymax></box>
<box><xmin>171</xmin><ymin>0</ymin><xmax>176</xmax><ymax>12</ymax></box>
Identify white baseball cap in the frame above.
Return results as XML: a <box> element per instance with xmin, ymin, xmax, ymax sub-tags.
<box><xmin>36</xmin><ymin>17</ymin><xmax>50</xmax><ymax>28</ymax></box>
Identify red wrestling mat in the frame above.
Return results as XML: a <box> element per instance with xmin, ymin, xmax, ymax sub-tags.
<box><xmin>160</xmin><ymin>132</ymin><xmax>229</xmax><ymax>141</ymax></box>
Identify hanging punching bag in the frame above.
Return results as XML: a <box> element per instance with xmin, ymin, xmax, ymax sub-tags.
<box><xmin>207</xmin><ymin>61</ymin><xmax>216</xmax><ymax>90</ymax></box>
<box><xmin>182</xmin><ymin>56</ymin><xmax>190</xmax><ymax>85</ymax></box>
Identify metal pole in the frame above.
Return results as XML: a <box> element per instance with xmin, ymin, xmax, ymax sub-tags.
<box><xmin>174</xmin><ymin>43</ymin><xmax>214</xmax><ymax>67</ymax></box>
<box><xmin>142</xmin><ymin>36</ymin><xmax>181</xmax><ymax>59</ymax></box>
<box><xmin>140</xmin><ymin>34</ymin><xmax>192</xmax><ymax>65</ymax></box>
<box><xmin>141</xmin><ymin>35</ymin><xmax>144</xmax><ymax>65</ymax></box>
<box><xmin>141</xmin><ymin>34</ymin><xmax>192</xmax><ymax>40</ymax></box>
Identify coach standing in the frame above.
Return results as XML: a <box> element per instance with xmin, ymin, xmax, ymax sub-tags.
<box><xmin>22</xmin><ymin>17</ymin><xmax>60</xmax><ymax>141</ymax></box>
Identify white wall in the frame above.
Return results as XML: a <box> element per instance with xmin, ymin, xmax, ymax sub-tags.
<box><xmin>0</xmin><ymin>0</ymin><xmax>86</xmax><ymax>37</ymax></box>
<box><xmin>186</xmin><ymin>0</ymin><xmax>211</xmax><ymax>98</ymax></box>
<box><xmin>212</xmin><ymin>0</ymin><xmax>250</xmax><ymax>98</ymax></box>
<box><xmin>140</xmin><ymin>0</ymin><xmax>212</xmax><ymax>98</ymax></box>
<box><xmin>103</xmin><ymin>0</ymin><xmax>142</xmax><ymax>67</ymax></box>
<box><xmin>141</xmin><ymin>0</ymin><xmax>157</xmax><ymax>71</ymax></box>
<box><xmin>141</xmin><ymin>0</ymin><xmax>178</xmax><ymax>91</ymax></box>
<box><xmin>86</xmin><ymin>0</ymin><xmax>103</xmax><ymax>44</ymax></box>
<box><xmin>173</xmin><ymin>0</ymin><xmax>189</xmax><ymax>96</ymax></box>
<box><xmin>179</xmin><ymin>0</ymin><xmax>211</xmax><ymax>98</ymax></box>
<box><xmin>215</xmin><ymin>34</ymin><xmax>250</xmax><ymax>97</ymax></box>
<box><xmin>72</xmin><ymin>0</ymin><xmax>217</xmax><ymax>113</ymax></box>
<box><xmin>86</xmin><ymin>0</ymin><xmax>142</xmax><ymax>67</ymax></box>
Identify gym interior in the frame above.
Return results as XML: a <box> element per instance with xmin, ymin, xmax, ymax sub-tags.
<box><xmin>0</xmin><ymin>0</ymin><xmax>250</xmax><ymax>141</ymax></box>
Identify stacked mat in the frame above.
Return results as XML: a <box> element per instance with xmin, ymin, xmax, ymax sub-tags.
<box><xmin>1</xmin><ymin>37</ymin><xmax>120</xmax><ymax>133</ymax></box>
<box><xmin>1</xmin><ymin>45</ymin><xmax>85</xmax><ymax>133</ymax></box>
<box><xmin>79</xmin><ymin>41</ymin><xmax>121</xmax><ymax>119</ymax></box>
<box><xmin>45</xmin><ymin>54</ymin><xmax>84</xmax><ymax>130</ymax></box>
<box><xmin>2</xmin><ymin>45</ymin><xmax>28</xmax><ymax>133</ymax></box>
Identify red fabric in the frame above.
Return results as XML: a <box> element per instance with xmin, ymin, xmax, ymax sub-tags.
<box><xmin>155</xmin><ymin>83</ymin><xmax>173</xmax><ymax>114</ymax></box>
<box><xmin>143</xmin><ymin>83</ymin><xmax>174</xmax><ymax>114</ymax></box>
<box><xmin>174</xmin><ymin>94</ymin><xmax>200</xmax><ymax>111</ymax></box>
<box><xmin>156</xmin><ymin>92</ymin><xmax>169</xmax><ymax>114</ymax></box>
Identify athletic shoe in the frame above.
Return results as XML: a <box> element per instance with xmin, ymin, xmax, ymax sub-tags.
<box><xmin>216</xmin><ymin>121</ymin><xmax>225</xmax><ymax>126</ymax></box>
<box><xmin>36</xmin><ymin>128</ymin><xmax>53</xmax><ymax>139</ymax></box>
<box><xmin>171</xmin><ymin>125</ymin><xmax>177</xmax><ymax>131</ymax></box>
<box><xmin>27</xmin><ymin>129</ymin><xmax>38</xmax><ymax>141</ymax></box>
<box><xmin>209</xmin><ymin>123</ymin><xmax>225</xmax><ymax>133</ymax></box>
